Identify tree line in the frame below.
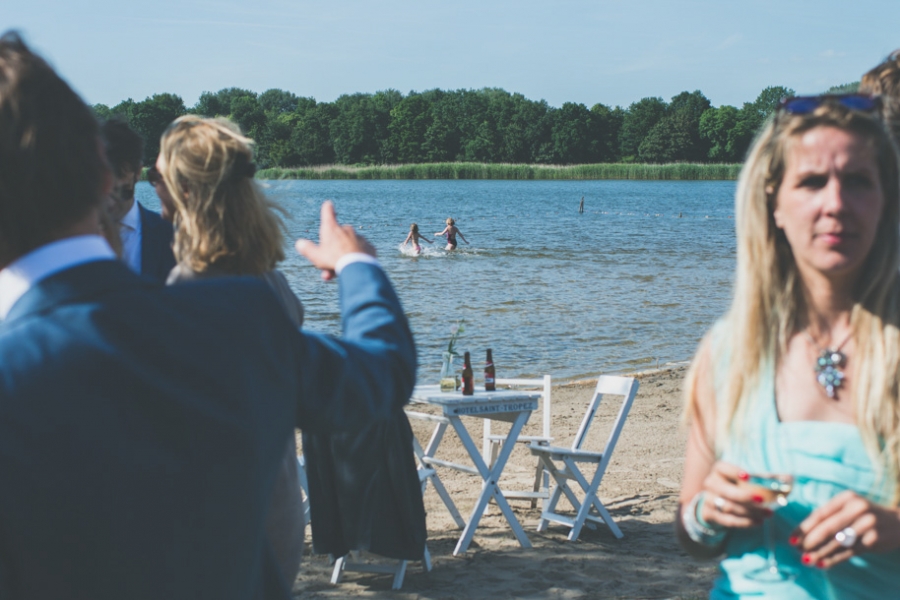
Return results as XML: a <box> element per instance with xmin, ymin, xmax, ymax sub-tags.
<box><xmin>93</xmin><ymin>83</ymin><xmax>857</xmax><ymax>169</ymax></box>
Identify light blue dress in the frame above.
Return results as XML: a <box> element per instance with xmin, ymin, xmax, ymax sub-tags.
<box><xmin>710</xmin><ymin>350</ymin><xmax>900</xmax><ymax>599</ymax></box>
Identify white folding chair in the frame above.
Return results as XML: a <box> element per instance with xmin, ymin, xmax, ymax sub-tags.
<box><xmin>295</xmin><ymin>455</ymin><xmax>311</xmax><ymax>527</ymax></box>
<box><xmin>329</xmin><ymin>467</ymin><xmax>434</xmax><ymax>590</ymax></box>
<box><xmin>330</xmin><ymin>545</ymin><xmax>431</xmax><ymax>591</ymax></box>
<box><xmin>529</xmin><ymin>375</ymin><xmax>639</xmax><ymax>541</ymax></box>
<box><xmin>482</xmin><ymin>375</ymin><xmax>552</xmax><ymax>507</ymax></box>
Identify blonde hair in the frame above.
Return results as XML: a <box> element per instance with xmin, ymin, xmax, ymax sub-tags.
<box><xmin>410</xmin><ymin>223</ymin><xmax>419</xmax><ymax>234</ymax></box>
<box><xmin>446</xmin><ymin>217</ymin><xmax>454</xmax><ymax>226</ymax></box>
<box><xmin>159</xmin><ymin>115</ymin><xmax>285</xmax><ymax>276</ymax></box>
<box><xmin>685</xmin><ymin>102</ymin><xmax>900</xmax><ymax>502</ymax></box>
<box><xmin>860</xmin><ymin>50</ymin><xmax>900</xmax><ymax>144</ymax></box>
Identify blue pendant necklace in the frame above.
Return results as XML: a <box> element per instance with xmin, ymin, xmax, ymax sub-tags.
<box><xmin>804</xmin><ymin>330</ymin><xmax>852</xmax><ymax>399</ymax></box>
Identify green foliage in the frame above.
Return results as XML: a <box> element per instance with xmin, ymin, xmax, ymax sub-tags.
<box><xmin>102</xmin><ymin>94</ymin><xmax>186</xmax><ymax>164</ymax></box>
<box><xmin>590</xmin><ymin>103</ymin><xmax>623</xmax><ymax>162</ymax></box>
<box><xmin>257</xmin><ymin>162</ymin><xmax>741</xmax><ymax>180</ymax></box>
<box><xmin>93</xmin><ymin>103</ymin><xmax>113</xmax><ymax>121</ymax></box>
<box><xmin>192</xmin><ymin>87</ymin><xmax>256</xmax><ymax>117</ymax></box>
<box><xmin>700</xmin><ymin>105</ymin><xmax>741</xmax><ymax>162</ymax></box>
<box><xmin>258</xmin><ymin>89</ymin><xmax>300</xmax><ymax>114</ymax></box>
<box><xmin>639</xmin><ymin>91</ymin><xmax>712</xmax><ymax>163</ymax></box>
<box><xmin>825</xmin><ymin>82</ymin><xmax>859</xmax><ymax>94</ymax></box>
<box><xmin>619</xmin><ymin>97</ymin><xmax>667</xmax><ymax>160</ymax></box>
<box><xmin>98</xmin><ymin>82</ymin><xmax>827</xmax><ymax>170</ymax></box>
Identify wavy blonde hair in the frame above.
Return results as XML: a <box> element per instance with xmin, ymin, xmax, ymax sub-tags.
<box><xmin>159</xmin><ymin>115</ymin><xmax>285</xmax><ymax>276</ymax></box>
<box><xmin>860</xmin><ymin>50</ymin><xmax>900</xmax><ymax>145</ymax></box>
<box><xmin>685</xmin><ymin>102</ymin><xmax>900</xmax><ymax>503</ymax></box>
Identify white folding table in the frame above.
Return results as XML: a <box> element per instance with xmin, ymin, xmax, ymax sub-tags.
<box><xmin>407</xmin><ymin>384</ymin><xmax>541</xmax><ymax>555</ymax></box>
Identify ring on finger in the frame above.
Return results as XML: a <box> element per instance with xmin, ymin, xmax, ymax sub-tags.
<box><xmin>714</xmin><ymin>496</ymin><xmax>726</xmax><ymax>512</ymax></box>
<box><xmin>835</xmin><ymin>526</ymin><xmax>858</xmax><ymax>548</ymax></box>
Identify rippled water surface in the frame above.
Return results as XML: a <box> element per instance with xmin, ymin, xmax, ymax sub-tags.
<box><xmin>138</xmin><ymin>179</ymin><xmax>737</xmax><ymax>382</ymax></box>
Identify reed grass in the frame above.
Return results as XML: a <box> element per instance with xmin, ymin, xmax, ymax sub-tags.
<box><xmin>255</xmin><ymin>162</ymin><xmax>741</xmax><ymax>181</ymax></box>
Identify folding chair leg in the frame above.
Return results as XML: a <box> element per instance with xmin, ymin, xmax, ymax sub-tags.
<box><xmin>296</xmin><ymin>456</ymin><xmax>311</xmax><ymax>525</ymax></box>
<box><xmin>422</xmin><ymin>544</ymin><xmax>432</xmax><ymax>572</ymax></box>
<box><xmin>567</xmin><ymin>459</ymin><xmax>623</xmax><ymax>540</ymax></box>
<box><xmin>537</xmin><ymin>455</ymin><xmax>565</xmax><ymax>532</ymax></box>
<box><xmin>330</xmin><ymin>555</ymin><xmax>347</xmax><ymax>584</ymax></box>
<box><xmin>530</xmin><ymin>459</ymin><xmax>544</xmax><ymax>509</ymax></box>
<box><xmin>424</xmin><ymin>473</ymin><xmax>466</xmax><ymax>529</ymax></box>
<box><xmin>392</xmin><ymin>561</ymin><xmax>408</xmax><ymax>590</ymax></box>
<box><xmin>490</xmin><ymin>439</ymin><xmax>500</xmax><ymax>468</ymax></box>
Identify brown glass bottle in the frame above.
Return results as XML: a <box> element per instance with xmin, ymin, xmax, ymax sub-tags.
<box><xmin>484</xmin><ymin>348</ymin><xmax>495</xmax><ymax>391</ymax></box>
<box><xmin>462</xmin><ymin>351</ymin><xmax>474</xmax><ymax>395</ymax></box>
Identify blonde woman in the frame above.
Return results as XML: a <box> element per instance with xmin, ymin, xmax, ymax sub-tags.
<box><xmin>435</xmin><ymin>217</ymin><xmax>467</xmax><ymax>250</ymax></box>
<box><xmin>678</xmin><ymin>97</ymin><xmax>900</xmax><ymax>598</ymax></box>
<box><xmin>859</xmin><ymin>50</ymin><xmax>900</xmax><ymax>143</ymax></box>
<box><xmin>402</xmin><ymin>223</ymin><xmax>432</xmax><ymax>255</ymax></box>
<box><xmin>149</xmin><ymin>115</ymin><xmax>304</xmax><ymax>584</ymax></box>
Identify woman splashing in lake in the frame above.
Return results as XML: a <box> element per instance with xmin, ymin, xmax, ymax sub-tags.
<box><xmin>435</xmin><ymin>217</ymin><xmax>468</xmax><ymax>250</ymax></box>
<box><xmin>402</xmin><ymin>223</ymin><xmax>433</xmax><ymax>255</ymax></box>
<box><xmin>677</xmin><ymin>96</ymin><xmax>900</xmax><ymax>599</ymax></box>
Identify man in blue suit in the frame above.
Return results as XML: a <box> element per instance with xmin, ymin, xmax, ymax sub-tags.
<box><xmin>101</xmin><ymin>117</ymin><xmax>176</xmax><ymax>282</ymax></box>
<box><xmin>0</xmin><ymin>32</ymin><xmax>415</xmax><ymax>599</ymax></box>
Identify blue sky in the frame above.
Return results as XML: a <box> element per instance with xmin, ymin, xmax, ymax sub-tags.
<box><xmin>5</xmin><ymin>1</ymin><xmax>900</xmax><ymax>110</ymax></box>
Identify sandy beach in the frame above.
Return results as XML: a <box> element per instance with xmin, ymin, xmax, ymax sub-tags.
<box><xmin>292</xmin><ymin>365</ymin><xmax>718</xmax><ymax>599</ymax></box>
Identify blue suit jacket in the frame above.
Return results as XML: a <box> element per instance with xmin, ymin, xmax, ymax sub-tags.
<box><xmin>0</xmin><ymin>259</ymin><xmax>415</xmax><ymax>599</ymax></box>
<box><xmin>138</xmin><ymin>202</ymin><xmax>175</xmax><ymax>283</ymax></box>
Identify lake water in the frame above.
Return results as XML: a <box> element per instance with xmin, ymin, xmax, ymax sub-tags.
<box><xmin>137</xmin><ymin>179</ymin><xmax>738</xmax><ymax>383</ymax></box>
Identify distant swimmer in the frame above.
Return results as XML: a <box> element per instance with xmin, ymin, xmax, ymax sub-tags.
<box><xmin>402</xmin><ymin>223</ymin><xmax>433</xmax><ymax>255</ymax></box>
<box><xmin>579</xmin><ymin>196</ymin><xmax>584</xmax><ymax>214</ymax></box>
<box><xmin>435</xmin><ymin>217</ymin><xmax>468</xmax><ymax>251</ymax></box>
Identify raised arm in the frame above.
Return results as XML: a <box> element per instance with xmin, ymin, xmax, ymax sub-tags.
<box><xmin>435</xmin><ymin>226</ymin><xmax>449</xmax><ymax>237</ymax></box>
<box><xmin>456</xmin><ymin>228</ymin><xmax>468</xmax><ymax>244</ymax></box>
<box><xmin>292</xmin><ymin>202</ymin><xmax>416</xmax><ymax>432</ymax></box>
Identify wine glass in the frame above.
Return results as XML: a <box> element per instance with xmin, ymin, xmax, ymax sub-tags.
<box><xmin>740</xmin><ymin>473</ymin><xmax>797</xmax><ymax>582</ymax></box>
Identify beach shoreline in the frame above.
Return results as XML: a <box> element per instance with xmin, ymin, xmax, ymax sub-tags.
<box><xmin>293</xmin><ymin>364</ymin><xmax>718</xmax><ymax>599</ymax></box>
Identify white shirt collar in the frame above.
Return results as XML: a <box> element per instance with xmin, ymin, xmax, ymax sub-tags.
<box><xmin>0</xmin><ymin>235</ymin><xmax>116</xmax><ymax>319</ymax></box>
<box><xmin>120</xmin><ymin>200</ymin><xmax>140</xmax><ymax>231</ymax></box>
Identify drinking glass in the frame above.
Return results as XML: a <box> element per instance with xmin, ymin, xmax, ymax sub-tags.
<box><xmin>741</xmin><ymin>473</ymin><xmax>797</xmax><ymax>582</ymax></box>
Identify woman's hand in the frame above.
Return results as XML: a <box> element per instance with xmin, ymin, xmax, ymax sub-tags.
<box><xmin>790</xmin><ymin>490</ymin><xmax>900</xmax><ymax>569</ymax></box>
<box><xmin>696</xmin><ymin>462</ymin><xmax>774</xmax><ymax>530</ymax></box>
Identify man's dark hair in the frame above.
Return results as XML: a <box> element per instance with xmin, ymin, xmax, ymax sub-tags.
<box><xmin>0</xmin><ymin>31</ymin><xmax>107</xmax><ymax>265</ymax></box>
<box><xmin>101</xmin><ymin>117</ymin><xmax>144</xmax><ymax>177</ymax></box>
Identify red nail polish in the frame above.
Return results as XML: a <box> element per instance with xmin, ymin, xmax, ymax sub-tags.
<box><xmin>801</xmin><ymin>554</ymin><xmax>812</xmax><ymax>565</ymax></box>
<box><xmin>817</xmin><ymin>560</ymin><xmax>826</xmax><ymax>569</ymax></box>
<box><xmin>738</xmin><ymin>470</ymin><xmax>749</xmax><ymax>481</ymax></box>
<box><xmin>752</xmin><ymin>494</ymin><xmax>764</xmax><ymax>503</ymax></box>
<box><xmin>788</xmin><ymin>535</ymin><xmax>799</xmax><ymax>545</ymax></box>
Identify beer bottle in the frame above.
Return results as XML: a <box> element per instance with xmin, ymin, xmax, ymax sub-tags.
<box><xmin>484</xmin><ymin>348</ymin><xmax>496</xmax><ymax>391</ymax></box>
<box><xmin>462</xmin><ymin>351</ymin><xmax>474</xmax><ymax>395</ymax></box>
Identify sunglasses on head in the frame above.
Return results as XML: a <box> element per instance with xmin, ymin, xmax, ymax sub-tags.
<box><xmin>777</xmin><ymin>93</ymin><xmax>882</xmax><ymax>115</ymax></box>
<box><xmin>146</xmin><ymin>166</ymin><xmax>163</xmax><ymax>187</ymax></box>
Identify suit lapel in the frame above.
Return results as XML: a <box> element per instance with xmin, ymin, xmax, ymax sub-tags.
<box><xmin>138</xmin><ymin>203</ymin><xmax>175</xmax><ymax>282</ymax></box>
<box><xmin>139</xmin><ymin>203</ymin><xmax>157</xmax><ymax>277</ymax></box>
<box><xmin>3</xmin><ymin>260</ymin><xmax>155</xmax><ymax>325</ymax></box>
